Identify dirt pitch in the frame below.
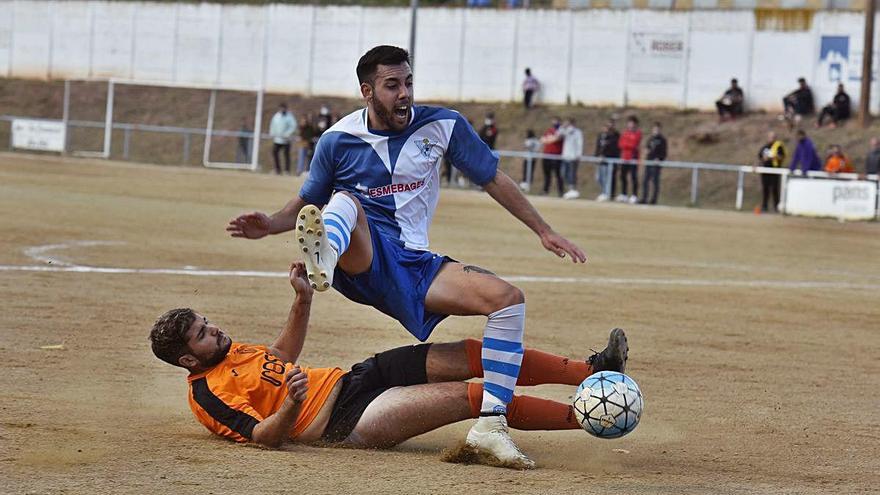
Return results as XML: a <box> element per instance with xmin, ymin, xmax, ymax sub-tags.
<box><xmin>0</xmin><ymin>152</ymin><xmax>878</xmax><ymax>495</ymax></box>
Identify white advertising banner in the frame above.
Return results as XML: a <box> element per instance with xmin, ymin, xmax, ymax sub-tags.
<box><xmin>628</xmin><ymin>31</ymin><xmax>685</xmax><ymax>84</ymax></box>
<box><xmin>785</xmin><ymin>178</ymin><xmax>878</xmax><ymax>221</ymax></box>
<box><xmin>12</xmin><ymin>119</ymin><xmax>67</xmax><ymax>152</ymax></box>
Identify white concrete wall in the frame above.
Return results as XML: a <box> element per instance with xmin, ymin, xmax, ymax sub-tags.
<box><xmin>3</xmin><ymin>0</ymin><xmax>879</xmax><ymax>111</ymax></box>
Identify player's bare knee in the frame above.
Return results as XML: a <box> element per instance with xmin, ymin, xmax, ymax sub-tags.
<box><xmin>486</xmin><ymin>283</ymin><xmax>524</xmax><ymax>313</ymax></box>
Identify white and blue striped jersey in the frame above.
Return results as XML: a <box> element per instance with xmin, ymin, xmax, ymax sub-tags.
<box><xmin>299</xmin><ymin>106</ymin><xmax>498</xmax><ymax>250</ymax></box>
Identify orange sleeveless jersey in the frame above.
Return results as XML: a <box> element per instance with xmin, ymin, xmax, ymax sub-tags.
<box><xmin>186</xmin><ymin>343</ymin><xmax>345</xmax><ymax>443</ymax></box>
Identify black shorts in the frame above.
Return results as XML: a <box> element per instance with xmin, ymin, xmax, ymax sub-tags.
<box><xmin>320</xmin><ymin>344</ymin><xmax>431</xmax><ymax>444</ymax></box>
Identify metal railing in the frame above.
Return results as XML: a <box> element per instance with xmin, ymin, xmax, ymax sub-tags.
<box><xmin>497</xmin><ymin>149</ymin><xmax>878</xmax><ymax>210</ymax></box>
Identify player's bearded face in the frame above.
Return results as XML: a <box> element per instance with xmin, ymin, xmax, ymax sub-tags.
<box><xmin>184</xmin><ymin>315</ymin><xmax>233</xmax><ymax>369</ymax></box>
<box><xmin>365</xmin><ymin>63</ymin><xmax>413</xmax><ymax>132</ymax></box>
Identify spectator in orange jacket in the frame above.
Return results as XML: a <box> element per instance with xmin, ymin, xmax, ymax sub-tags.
<box><xmin>824</xmin><ymin>144</ymin><xmax>854</xmax><ymax>173</ymax></box>
<box><xmin>616</xmin><ymin>116</ymin><xmax>642</xmax><ymax>204</ymax></box>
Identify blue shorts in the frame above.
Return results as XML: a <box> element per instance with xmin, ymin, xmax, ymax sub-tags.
<box><xmin>332</xmin><ymin>222</ymin><xmax>453</xmax><ymax>341</ymax></box>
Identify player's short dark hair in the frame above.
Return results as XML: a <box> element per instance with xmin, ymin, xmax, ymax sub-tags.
<box><xmin>357</xmin><ymin>45</ymin><xmax>411</xmax><ymax>84</ymax></box>
<box><xmin>627</xmin><ymin>115</ymin><xmax>639</xmax><ymax>125</ymax></box>
<box><xmin>150</xmin><ymin>308</ymin><xmax>196</xmax><ymax>368</ymax></box>
<box><xmin>653</xmin><ymin>121</ymin><xmax>661</xmax><ymax>128</ymax></box>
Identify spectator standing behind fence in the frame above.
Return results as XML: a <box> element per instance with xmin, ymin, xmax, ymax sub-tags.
<box><xmin>520</xmin><ymin>129</ymin><xmax>540</xmax><ymax>191</ymax></box>
<box><xmin>782</xmin><ymin>78</ymin><xmax>815</xmax><ymax>129</ymax></box>
<box><xmin>788</xmin><ymin>129</ymin><xmax>821</xmax><ymax>175</ymax></box>
<box><xmin>540</xmin><ymin>117</ymin><xmax>564</xmax><ymax>196</ymax></box>
<box><xmin>236</xmin><ymin>117</ymin><xmax>252</xmax><ymax>164</ymax></box>
<box><xmin>297</xmin><ymin>112</ymin><xmax>316</xmax><ymax>176</ymax></box>
<box><xmin>817</xmin><ymin>83</ymin><xmax>851</xmax><ymax>128</ymax></box>
<box><xmin>269</xmin><ymin>103</ymin><xmax>297</xmax><ymax>175</ymax></box>
<box><xmin>640</xmin><ymin>122</ymin><xmax>666</xmax><ymax>205</ymax></box>
<box><xmin>594</xmin><ymin>120</ymin><xmax>620</xmax><ymax>202</ymax></box>
<box><xmin>617</xmin><ymin>116</ymin><xmax>642</xmax><ymax>204</ymax></box>
<box><xmin>479</xmin><ymin>113</ymin><xmax>498</xmax><ymax>150</ymax></box>
<box><xmin>716</xmin><ymin>78</ymin><xmax>745</xmax><ymax>122</ymax></box>
<box><xmin>824</xmin><ymin>144</ymin><xmax>854</xmax><ymax>174</ymax></box>
<box><xmin>865</xmin><ymin>137</ymin><xmax>880</xmax><ymax>176</ymax></box>
<box><xmin>559</xmin><ymin>117</ymin><xmax>584</xmax><ymax>200</ymax></box>
<box><xmin>315</xmin><ymin>105</ymin><xmax>333</xmax><ymax>136</ymax></box>
<box><xmin>523</xmin><ymin>68</ymin><xmax>539</xmax><ymax>110</ymax></box>
<box><xmin>756</xmin><ymin>132</ymin><xmax>787</xmax><ymax>213</ymax></box>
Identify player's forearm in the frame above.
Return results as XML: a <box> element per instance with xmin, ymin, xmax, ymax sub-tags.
<box><xmin>251</xmin><ymin>401</ymin><xmax>301</xmax><ymax>448</ymax></box>
<box><xmin>269</xmin><ymin>195</ymin><xmax>307</xmax><ymax>235</ymax></box>
<box><xmin>484</xmin><ymin>169</ymin><xmax>551</xmax><ymax>237</ymax></box>
<box><xmin>269</xmin><ymin>295</ymin><xmax>312</xmax><ymax>364</ymax></box>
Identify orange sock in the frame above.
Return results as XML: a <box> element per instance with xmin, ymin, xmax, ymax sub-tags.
<box><xmin>466</xmin><ymin>383</ymin><xmax>580</xmax><ymax>430</ymax></box>
<box><xmin>464</xmin><ymin>338</ymin><xmax>590</xmax><ymax>386</ymax></box>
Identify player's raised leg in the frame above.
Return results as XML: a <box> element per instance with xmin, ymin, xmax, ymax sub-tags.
<box><xmin>346</xmin><ymin>382</ymin><xmax>579</xmax><ymax>464</ymax></box>
<box><xmin>425</xmin><ymin>328</ymin><xmax>629</xmax><ymax>385</ymax></box>
<box><xmin>296</xmin><ymin>192</ymin><xmax>372</xmax><ymax>291</ymax></box>
<box><xmin>424</xmin><ymin>262</ymin><xmax>532</xmax><ymax>468</ymax></box>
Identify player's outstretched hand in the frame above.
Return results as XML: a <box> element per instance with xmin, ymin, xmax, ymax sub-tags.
<box><xmin>227</xmin><ymin>211</ymin><xmax>271</xmax><ymax>239</ymax></box>
<box><xmin>285</xmin><ymin>366</ymin><xmax>309</xmax><ymax>403</ymax></box>
<box><xmin>289</xmin><ymin>261</ymin><xmax>314</xmax><ymax>298</ymax></box>
<box><xmin>540</xmin><ymin>230</ymin><xmax>587</xmax><ymax>263</ymax></box>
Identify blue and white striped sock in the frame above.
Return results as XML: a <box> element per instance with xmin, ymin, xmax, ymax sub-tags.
<box><xmin>480</xmin><ymin>303</ymin><xmax>525</xmax><ymax>415</ymax></box>
<box><xmin>322</xmin><ymin>193</ymin><xmax>358</xmax><ymax>256</ymax></box>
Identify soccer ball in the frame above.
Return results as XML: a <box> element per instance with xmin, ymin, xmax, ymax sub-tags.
<box><xmin>572</xmin><ymin>371</ymin><xmax>643</xmax><ymax>439</ymax></box>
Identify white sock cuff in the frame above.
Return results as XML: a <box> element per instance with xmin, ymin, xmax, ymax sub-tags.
<box><xmin>488</xmin><ymin>303</ymin><xmax>525</xmax><ymax>320</ymax></box>
<box><xmin>325</xmin><ymin>192</ymin><xmax>358</xmax><ymax>231</ymax></box>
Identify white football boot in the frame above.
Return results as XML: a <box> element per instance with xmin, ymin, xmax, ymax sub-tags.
<box><xmin>295</xmin><ymin>205</ymin><xmax>338</xmax><ymax>292</ymax></box>
<box><xmin>465</xmin><ymin>415</ymin><xmax>536</xmax><ymax>470</ymax></box>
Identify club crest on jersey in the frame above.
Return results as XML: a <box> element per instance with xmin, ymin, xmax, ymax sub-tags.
<box><xmin>414</xmin><ymin>137</ymin><xmax>436</xmax><ymax>158</ymax></box>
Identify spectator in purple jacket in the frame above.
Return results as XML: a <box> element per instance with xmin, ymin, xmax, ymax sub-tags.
<box><xmin>789</xmin><ymin>129</ymin><xmax>822</xmax><ymax>175</ymax></box>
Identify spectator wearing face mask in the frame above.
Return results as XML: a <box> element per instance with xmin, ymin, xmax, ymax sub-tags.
<box><xmin>478</xmin><ymin>112</ymin><xmax>498</xmax><ymax>150</ymax></box>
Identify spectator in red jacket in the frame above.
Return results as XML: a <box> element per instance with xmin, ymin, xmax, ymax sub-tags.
<box><xmin>540</xmin><ymin>117</ymin><xmax>564</xmax><ymax>196</ymax></box>
<box><xmin>617</xmin><ymin>116</ymin><xmax>642</xmax><ymax>204</ymax></box>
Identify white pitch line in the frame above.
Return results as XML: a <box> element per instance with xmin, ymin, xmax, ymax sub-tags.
<box><xmin>23</xmin><ymin>240</ymin><xmax>125</xmax><ymax>267</ymax></box>
<box><xmin>2</xmin><ymin>264</ymin><xmax>879</xmax><ymax>290</ymax></box>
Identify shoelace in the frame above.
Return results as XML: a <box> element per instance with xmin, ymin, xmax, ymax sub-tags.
<box><xmin>587</xmin><ymin>347</ymin><xmax>601</xmax><ymax>365</ymax></box>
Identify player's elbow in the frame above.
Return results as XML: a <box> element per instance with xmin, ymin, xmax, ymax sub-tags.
<box><xmin>250</xmin><ymin>424</ymin><xmax>284</xmax><ymax>449</ymax></box>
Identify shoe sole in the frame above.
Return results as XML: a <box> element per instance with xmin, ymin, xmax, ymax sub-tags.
<box><xmin>295</xmin><ymin>205</ymin><xmax>331</xmax><ymax>292</ymax></box>
<box><xmin>607</xmin><ymin>327</ymin><xmax>629</xmax><ymax>373</ymax></box>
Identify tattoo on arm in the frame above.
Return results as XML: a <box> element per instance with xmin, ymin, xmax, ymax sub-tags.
<box><xmin>463</xmin><ymin>265</ymin><xmax>496</xmax><ymax>276</ymax></box>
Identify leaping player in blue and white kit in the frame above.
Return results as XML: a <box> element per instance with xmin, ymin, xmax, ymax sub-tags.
<box><xmin>228</xmin><ymin>46</ymin><xmax>610</xmax><ymax>469</ymax></box>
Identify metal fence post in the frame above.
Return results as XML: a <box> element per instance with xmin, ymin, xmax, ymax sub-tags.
<box><xmin>183</xmin><ymin>132</ymin><xmax>191</xmax><ymax>164</ymax></box>
<box><xmin>526</xmin><ymin>155</ymin><xmax>533</xmax><ymax>189</ymax></box>
<box><xmin>690</xmin><ymin>167</ymin><xmax>699</xmax><ymax>205</ymax></box>
<box><xmin>735</xmin><ymin>168</ymin><xmax>744</xmax><ymax>210</ymax></box>
<box><xmin>123</xmin><ymin>127</ymin><xmax>131</xmax><ymax>160</ymax></box>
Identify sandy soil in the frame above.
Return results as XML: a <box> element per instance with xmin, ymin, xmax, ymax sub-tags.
<box><xmin>0</xmin><ymin>152</ymin><xmax>878</xmax><ymax>494</ymax></box>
